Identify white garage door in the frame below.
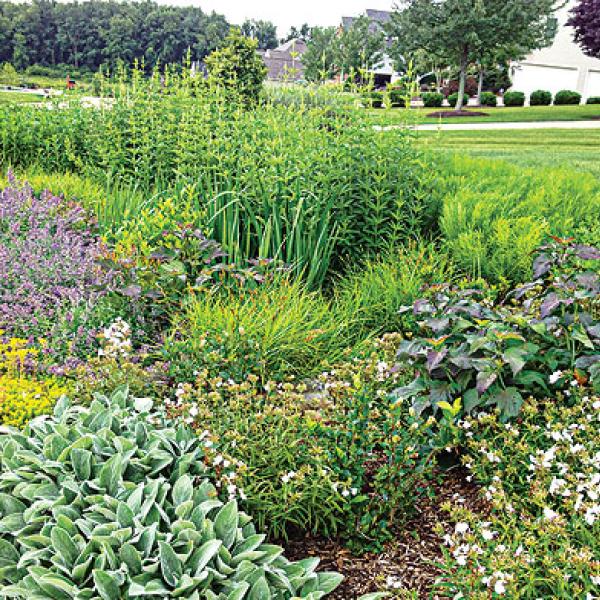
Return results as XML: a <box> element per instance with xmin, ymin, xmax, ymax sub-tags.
<box><xmin>586</xmin><ymin>70</ymin><xmax>600</xmax><ymax>98</ymax></box>
<box><xmin>512</xmin><ymin>63</ymin><xmax>579</xmax><ymax>99</ymax></box>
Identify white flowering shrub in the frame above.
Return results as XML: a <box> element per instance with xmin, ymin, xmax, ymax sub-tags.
<box><xmin>0</xmin><ymin>388</ymin><xmax>344</xmax><ymax>599</ymax></box>
<box><xmin>436</xmin><ymin>394</ymin><xmax>600</xmax><ymax>598</ymax></box>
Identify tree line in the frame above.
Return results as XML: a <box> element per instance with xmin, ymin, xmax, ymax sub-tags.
<box><xmin>0</xmin><ymin>0</ymin><xmax>230</xmax><ymax>71</ymax></box>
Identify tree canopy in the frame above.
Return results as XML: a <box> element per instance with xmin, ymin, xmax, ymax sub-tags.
<box><xmin>568</xmin><ymin>0</ymin><xmax>600</xmax><ymax>58</ymax></box>
<box><xmin>241</xmin><ymin>19</ymin><xmax>278</xmax><ymax>50</ymax></box>
<box><xmin>388</xmin><ymin>0</ymin><xmax>559</xmax><ymax>109</ymax></box>
<box><xmin>0</xmin><ymin>0</ymin><xmax>230</xmax><ymax>71</ymax></box>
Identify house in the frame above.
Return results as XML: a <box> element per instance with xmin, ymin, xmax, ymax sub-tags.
<box><xmin>511</xmin><ymin>0</ymin><xmax>600</xmax><ymax>101</ymax></box>
<box><xmin>260</xmin><ymin>39</ymin><xmax>307</xmax><ymax>82</ymax></box>
<box><xmin>340</xmin><ymin>9</ymin><xmax>401</xmax><ymax>87</ymax></box>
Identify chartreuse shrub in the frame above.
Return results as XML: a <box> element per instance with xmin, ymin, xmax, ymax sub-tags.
<box><xmin>436</xmin><ymin>154</ymin><xmax>600</xmax><ymax>282</ymax></box>
<box><xmin>0</xmin><ymin>388</ymin><xmax>347</xmax><ymax>599</ymax></box>
<box><xmin>393</xmin><ymin>239</ymin><xmax>600</xmax><ymax>421</ymax></box>
<box><xmin>436</xmin><ymin>393</ymin><xmax>600</xmax><ymax>598</ymax></box>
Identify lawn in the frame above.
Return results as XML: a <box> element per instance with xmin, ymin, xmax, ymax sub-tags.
<box><xmin>418</xmin><ymin>128</ymin><xmax>600</xmax><ymax>179</ymax></box>
<box><xmin>369</xmin><ymin>103</ymin><xmax>600</xmax><ymax>125</ymax></box>
<box><xmin>0</xmin><ymin>90</ymin><xmax>47</xmax><ymax>104</ymax></box>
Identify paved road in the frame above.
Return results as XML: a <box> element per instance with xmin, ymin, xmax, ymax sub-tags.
<box><xmin>376</xmin><ymin>120</ymin><xmax>600</xmax><ymax>131</ymax></box>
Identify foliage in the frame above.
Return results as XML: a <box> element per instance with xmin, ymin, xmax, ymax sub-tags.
<box><xmin>205</xmin><ymin>29</ymin><xmax>267</xmax><ymax>105</ymax></box>
<box><xmin>0</xmin><ymin>178</ymin><xmax>112</xmax><ymax>349</ymax></box>
<box><xmin>554</xmin><ymin>89</ymin><xmax>582</xmax><ymax>106</ymax></box>
<box><xmin>587</xmin><ymin>96</ymin><xmax>600</xmax><ymax>104</ymax></box>
<box><xmin>0</xmin><ymin>336</ymin><xmax>68</xmax><ymax>427</ymax></box>
<box><xmin>166</xmin><ymin>335</ymin><xmax>441</xmax><ymax>549</ymax></box>
<box><xmin>336</xmin><ymin>15</ymin><xmax>385</xmax><ymax>78</ymax></box>
<box><xmin>568</xmin><ymin>0</ymin><xmax>600</xmax><ymax>58</ymax></box>
<box><xmin>447</xmin><ymin>92</ymin><xmax>469</xmax><ymax>107</ymax></box>
<box><xmin>388</xmin><ymin>0</ymin><xmax>559</xmax><ymax>110</ymax></box>
<box><xmin>529</xmin><ymin>89</ymin><xmax>552</xmax><ymax>106</ymax></box>
<box><xmin>503</xmin><ymin>91</ymin><xmax>525</xmax><ymax>106</ymax></box>
<box><xmin>422</xmin><ymin>92</ymin><xmax>444</xmax><ymax>107</ymax></box>
<box><xmin>0</xmin><ymin>388</ymin><xmax>345</xmax><ymax>599</ymax></box>
<box><xmin>387</xmin><ymin>85</ymin><xmax>408</xmax><ymax>108</ymax></box>
<box><xmin>436</xmin><ymin>394</ymin><xmax>600</xmax><ymax>598</ymax></box>
<box><xmin>435</xmin><ymin>152</ymin><xmax>600</xmax><ymax>282</ymax></box>
<box><xmin>302</xmin><ymin>27</ymin><xmax>338</xmax><ymax>82</ymax></box>
<box><xmin>478</xmin><ymin>91</ymin><xmax>496</xmax><ymax>106</ymax></box>
<box><xmin>0</xmin><ymin>0</ymin><xmax>229</xmax><ymax>70</ymax></box>
<box><xmin>363</xmin><ymin>91</ymin><xmax>384</xmax><ymax>108</ymax></box>
<box><xmin>241</xmin><ymin>19</ymin><xmax>278</xmax><ymax>50</ymax></box>
<box><xmin>393</xmin><ymin>239</ymin><xmax>600</xmax><ymax>421</ymax></box>
<box><xmin>164</xmin><ymin>277</ymin><xmax>356</xmax><ymax>384</ymax></box>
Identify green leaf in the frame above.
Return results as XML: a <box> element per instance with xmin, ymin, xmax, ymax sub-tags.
<box><xmin>98</xmin><ymin>453</ymin><xmax>122</xmax><ymax>496</ymax></box>
<box><xmin>117</xmin><ymin>502</ymin><xmax>135</xmax><ymax>528</ymax></box>
<box><xmin>0</xmin><ymin>538</ymin><xmax>20</xmax><ymax>567</ymax></box>
<box><xmin>463</xmin><ymin>388</ymin><xmax>482</xmax><ymax>413</ymax></box>
<box><xmin>316</xmin><ymin>572</ymin><xmax>344</xmax><ymax>594</ymax></box>
<box><xmin>120</xmin><ymin>544</ymin><xmax>142</xmax><ymax>576</ymax></box>
<box><xmin>50</xmin><ymin>527</ymin><xmax>79</xmax><ymax>567</ymax></box>
<box><xmin>172</xmin><ymin>475</ymin><xmax>193</xmax><ymax>506</ymax></box>
<box><xmin>502</xmin><ymin>346</ymin><xmax>529</xmax><ymax>376</ymax></box>
<box><xmin>71</xmin><ymin>449</ymin><xmax>92</xmax><ymax>481</ymax></box>
<box><xmin>190</xmin><ymin>539</ymin><xmax>221</xmax><ymax>576</ymax></box>
<box><xmin>159</xmin><ymin>541</ymin><xmax>182</xmax><ymax>588</ymax></box>
<box><xmin>248</xmin><ymin>576</ymin><xmax>271</xmax><ymax>600</ymax></box>
<box><xmin>492</xmin><ymin>387</ymin><xmax>524</xmax><ymax>419</ymax></box>
<box><xmin>93</xmin><ymin>570</ymin><xmax>121</xmax><ymax>600</ymax></box>
<box><xmin>214</xmin><ymin>501</ymin><xmax>238</xmax><ymax>549</ymax></box>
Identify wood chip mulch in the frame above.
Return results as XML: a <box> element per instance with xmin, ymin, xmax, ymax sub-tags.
<box><xmin>285</xmin><ymin>467</ymin><xmax>487</xmax><ymax>599</ymax></box>
<box><xmin>426</xmin><ymin>110</ymin><xmax>489</xmax><ymax>118</ymax></box>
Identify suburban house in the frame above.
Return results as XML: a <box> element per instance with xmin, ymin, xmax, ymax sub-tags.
<box><xmin>511</xmin><ymin>0</ymin><xmax>600</xmax><ymax>101</ymax></box>
<box><xmin>260</xmin><ymin>39</ymin><xmax>307</xmax><ymax>82</ymax></box>
<box><xmin>340</xmin><ymin>9</ymin><xmax>402</xmax><ymax>87</ymax></box>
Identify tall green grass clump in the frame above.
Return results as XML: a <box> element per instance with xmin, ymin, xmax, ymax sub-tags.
<box><xmin>0</xmin><ymin>67</ymin><xmax>435</xmax><ymax>286</ymax></box>
<box><xmin>435</xmin><ymin>154</ymin><xmax>600</xmax><ymax>282</ymax></box>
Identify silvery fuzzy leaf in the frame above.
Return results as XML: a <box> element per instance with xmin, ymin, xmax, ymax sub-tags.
<box><xmin>172</xmin><ymin>475</ymin><xmax>193</xmax><ymax>507</ymax></box>
<box><xmin>159</xmin><ymin>541</ymin><xmax>182</xmax><ymax>588</ymax></box>
<box><xmin>248</xmin><ymin>576</ymin><xmax>271</xmax><ymax>600</ymax></box>
<box><xmin>120</xmin><ymin>543</ymin><xmax>142</xmax><ymax>577</ymax></box>
<box><xmin>37</xmin><ymin>573</ymin><xmax>78</xmax><ymax>599</ymax></box>
<box><xmin>93</xmin><ymin>570</ymin><xmax>120</xmax><ymax>600</ymax></box>
<box><xmin>316</xmin><ymin>572</ymin><xmax>344</xmax><ymax>594</ymax></box>
<box><xmin>216</xmin><ymin>555</ymin><xmax>235</xmax><ymax>576</ymax></box>
<box><xmin>230</xmin><ymin>551</ymin><xmax>266</xmax><ymax>567</ymax></box>
<box><xmin>226</xmin><ymin>582</ymin><xmax>250</xmax><ymax>600</ymax></box>
<box><xmin>50</xmin><ymin>527</ymin><xmax>80</xmax><ymax>567</ymax></box>
<box><xmin>0</xmin><ymin>493</ymin><xmax>26</xmax><ymax>517</ymax></box>
<box><xmin>174</xmin><ymin>500</ymin><xmax>194</xmax><ymax>521</ymax></box>
<box><xmin>233</xmin><ymin>534</ymin><xmax>266</xmax><ymax>557</ymax></box>
<box><xmin>0</xmin><ymin>538</ymin><xmax>20</xmax><ymax>568</ymax></box>
<box><xmin>71</xmin><ymin>449</ymin><xmax>92</xmax><ymax>481</ymax></box>
<box><xmin>117</xmin><ymin>502</ymin><xmax>135</xmax><ymax>528</ymax></box>
<box><xmin>0</xmin><ymin>514</ymin><xmax>25</xmax><ymax>535</ymax></box>
<box><xmin>189</xmin><ymin>539</ymin><xmax>221</xmax><ymax>576</ymax></box>
<box><xmin>98</xmin><ymin>453</ymin><xmax>123</xmax><ymax>497</ymax></box>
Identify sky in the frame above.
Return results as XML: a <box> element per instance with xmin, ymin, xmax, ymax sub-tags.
<box><xmin>164</xmin><ymin>1</ymin><xmax>395</xmax><ymax>37</ymax></box>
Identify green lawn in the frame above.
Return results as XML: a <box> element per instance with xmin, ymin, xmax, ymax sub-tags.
<box><xmin>418</xmin><ymin>128</ymin><xmax>600</xmax><ymax>179</ymax></box>
<box><xmin>369</xmin><ymin>103</ymin><xmax>600</xmax><ymax>125</ymax></box>
<box><xmin>0</xmin><ymin>91</ymin><xmax>47</xmax><ymax>104</ymax></box>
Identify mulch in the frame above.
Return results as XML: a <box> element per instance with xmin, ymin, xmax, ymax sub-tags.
<box><xmin>426</xmin><ymin>110</ymin><xmax>489</xmax><ymax>118</ymax></box>
<box><xmin>285</xmin><ymin>467</ymin><xmax>487</xmax><ymax>599</ymax></box>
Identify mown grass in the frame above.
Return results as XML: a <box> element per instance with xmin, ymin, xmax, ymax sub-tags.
<box><xmin>368</xmin><ymin>103</ymin><xmax>600</xmax><ymax>125</ymax></box>
<box><xmin>0</xmin><ymin>91</ymin><xmax>46</xmax><ymax>104</ymax></box>
<box><xmin>418</xmin><ymin>128</ymin><xmax>600</xmax><ymax>179</ymax></box>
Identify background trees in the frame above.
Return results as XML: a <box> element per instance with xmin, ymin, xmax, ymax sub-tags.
<box><xmin>0</xmin><ymin>0</ymin><xmax>229</xmax><ymax>71</ymax></box>
<box><xmin>241</xmin><ymin>19</ymin><xmax>278</xmax><ymax>50</ymax></box>
<box><xmin>388</xmin><ymin>0</ymin><xmax>559</xmax><ymax>110</ymax></box>
<box><xmin>568</xmin><ymin>0</ymin><xmax>600</xmax><ymax>58</ymax></box>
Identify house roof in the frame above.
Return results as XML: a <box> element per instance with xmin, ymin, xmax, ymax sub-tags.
<box><xmin>341</xmin><ymin>9</ymin><xmax>392</xmax><ymax>34</ymax></box>
<box><xmin>261</xmin><ymin>38</ymin><xmax>307</xmax><ymax>81</ymax></box>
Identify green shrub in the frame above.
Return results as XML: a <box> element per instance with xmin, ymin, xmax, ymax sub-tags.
<box><xmin>586</xmin><ymin>96</ymin><xmax>600</xmax><ymax>104</ymax></box>
<box><xmin>529</xmin><ymin>89</ymin><xmax>552</xmax><ymax>106</ymax></box>
<box><xmin>447</xmin><ymin>92</ymin><xmax>469</xmax><ymax>107</ymax></box>
<box><xmin>503</xmin><ymin>91</ymin><xmax>525</xmax><ymax>106</ymax></box>
<box><xmin>393</xmin><ymin>239</ymin><xmax>600</xmax><ymax>421</ymax></box>
<box><xmin>479</xmin><ymin>91</ymin><xmax>497</xmax><ymax>107</ymax></box>
<box><xmin>0</xmin><ymin>388</ymin><xmax>344</xmax><ymax>599</ymax></box>
<box><xmin>363</xmin><ymin>90</ymin><xmax>384</xmax><ymax>108</ymax></box>
<box><xmin>164</xmin><ymin>277</ymin><xmax>357</xmax><ymax>383</ymax></box>
<box><xmin>205</xmin><ymin>29</ymin><xmax>267</xmax><ymax>105</ymax></box>
<box><xmin>388</xmin><ymin>86</ymin><xmax>407</xmax><ymax>107</ymax></box>
<box><xmin>435</xmin><ymin>154</ymin><xmax>600</xmax><ymax>282</ymax></box>
<box><xmin>554</xmin><ymin>89</ymin><xmax>582</xmax><ymax>105</ymax></box>
<box><xmin>422</xmin><ymin>91</ymin><xmax>444</xmax><ymax>107</ymax></box>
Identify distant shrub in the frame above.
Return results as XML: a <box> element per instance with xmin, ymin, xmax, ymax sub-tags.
<box><xmin>388</xmin><ymin>86</ymin><xmax>407</xmax><ymax>107</ymax></box>
<box><xmin>363</xmin><ymin>90</ymin><xmax>384</xmax><ymax>108</ymax></box>
<box><xmin>503</xmin><ymin>91</ymin><xmax>526</xmax><ymax>106</ymax></box>
<box><xmin>479</xmin><ymin>91</ymin><xmax>497</xmax><ymax>106</ymax></box>
<box><xmin>422</xmin><ymin>91</ymin><xmax>444</xmax><ymax>107</ymax></box>
<box><xmin>554</xmin><ymin>89</ymin><xmax>582</xmax><ymax>105</ymax></box>
<box><xmin>587</xmin><ymin>96</ymin><xmax>600</xmax><ymax>104</ymax></box>
<box><xmin>446</xmin><ymin>76</ymin><xmax>478</xmax><ymax>97</ymax></box>
<box><xmin>530</xmin><ymin>89</ymin><xmax>552</xmax><ymax>105</ymax></box>
<box><xmin>447</xmin><ymin>92</ymin><xmax>469</xmax><ymax>107</ymax></box>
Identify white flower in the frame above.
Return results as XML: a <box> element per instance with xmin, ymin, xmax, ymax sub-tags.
<box><xmin>189</xmin><ymin>406</ymin><xmax>198</xmax><ymax>417</ymax></box>
<box><xmin>549</xmin><ymin>371</ymin><xmax>563</xmax><ymax>384</ymax></box>
<box><xmin>494</xmin><ymin>579</ymin><xmax>506</xmax><ymax>595</ymax></box>
<box><xmin>281</xmin><ymin>471</ymin><xmax>297</xmax><ymax>484</ymax></box>
<box><xmin>543</xmin><ymin>507</ymin><xmax>559</xmax><ymax>521</ymax></box>
<box><xmin>455</xmin><ymin>522</ymin><xmax>469</xmax><ymax>534</ymax></box>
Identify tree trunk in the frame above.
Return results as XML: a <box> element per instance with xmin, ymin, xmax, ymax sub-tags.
<box><xmin>477</xmin><ymin>66</ymin><xmax>484</xmax><ymax>105</ymax></box>
<box><xmin>455</xmin><ymin>47</ymin><xmax>468</xmax><ymax>111</ymax></box>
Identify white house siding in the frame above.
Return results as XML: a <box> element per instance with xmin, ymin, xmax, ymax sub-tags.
<box><xmin>511</xmin><ymin>1</ymin><xmax>600</xmax><ymax>101</ymax></box>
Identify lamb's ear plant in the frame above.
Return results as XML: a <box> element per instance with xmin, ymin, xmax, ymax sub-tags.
<box><xmin>0</xmin><ymin>387</ymin><xmax>343</xmax><ymax>599</ymax></box>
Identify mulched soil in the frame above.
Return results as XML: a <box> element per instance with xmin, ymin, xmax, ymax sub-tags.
<box><xmin>286</xmin><ymin>467</ymin><xmax>487</xmax><ymax>599</ymax></box>
<box><xmin>426</xmin><ymin>110</ymin><xmax>489</xmax><ymax>118</ymax></box>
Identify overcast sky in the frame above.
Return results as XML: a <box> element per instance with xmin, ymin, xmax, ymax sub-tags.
<box><xmin>169</xmin><ymin>1</ymin><xmax>395</xmax><ymax>36</ymax></box>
